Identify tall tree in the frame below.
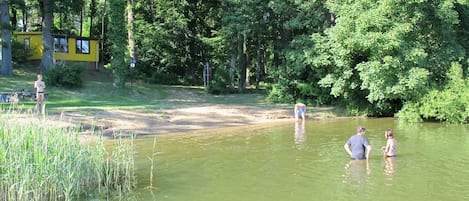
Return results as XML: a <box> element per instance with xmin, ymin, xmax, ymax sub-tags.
<box><xmin>40</xmin><ymin>0</ymin><xmax>54</xmax><ymax>72</ymax></box>
<box><xmin>0</xmin><ymin>0</ymin><xmax>13</xmax><ymax>76</ymax></box>
<box><xmin>131</xmin><ymin>0</ymin><xmax>221</xmax><ymax>85</ymax></box>
<box><xmin>221</xmin><ymin>0</ymin><xmax>251</xmax><ymax>92</ymax></box>
<box><xmin>107</xmin><ymin>0</ymin><xmax>127</xmax><ymax>88</ymax></box>
<box><xmin>38</xmin><ymin>0</ymin><xmax>85</xmax><ymax>71</ymax></box>
<box><xmin>89</xmin><ymin>0</ymin><xmax>96</xmax><ymax>37</ymax></box>
<box><xmin>269</xmin><ymin>0</ymin><xmax>332</xmax><ymax>103</ymax></box>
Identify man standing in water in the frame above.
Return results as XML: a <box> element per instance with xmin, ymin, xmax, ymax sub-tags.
<box><xmin>344</xmin><ymin>126</ymin><xmax>372</xmax><ymax>160</ymax></box>
<box><xmin>34</xmin><ymin>74</ymin><xmax>46</xmax><ymax>114</ymax></box>
<box><xmin>294</xmin><ymin>103</ymin><xmax>306</xmax><ymax>122</ymax></box>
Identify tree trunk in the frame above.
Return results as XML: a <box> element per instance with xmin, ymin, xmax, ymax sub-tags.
<box><xmin>41</xmin><ymin>0</ymin><xmax>54</xmax><ymax>72</ymax></box>
<box><xmin>108</xmin><ymin>0</ymin><xmax>128</xmax><ymax>88</ymax></box>
<box><xmin>127</xmin><ymin>0</ymin><xmax>135</xmax><ymax>60</ymax></box>
<box><xmin>230</xmin><ymin>34</ymin><xmax>238</xmax><ymax>90</ymax></box>
<box><xmin>90</xmin><ymin>0</ymin><xmax>96</xmax><ymax>37</ymax></box>
<box><xmin>127</xmin><ymin>0</ymin><xmax>136</xmax><ymax>85</ymax></box>
<box><xmin>255</xmin><ymin>35</ymin><xmax>262</xmax><ymax>89</ymax></box>
<box><xmin>238</xmin><ymin>33</ymin><xmax>247</xmax><ymax>93</ymax></box>
<box><xmin>11</xmin><ymin>6</ymin><xmax>17</xmax><ymax>30</ymax></box>
<box><xmin>80</xmin><ymin>7</ymin><xmax>84</xmax><ymax>36</ymax></box>
<box><xmin>100</xmin><ymin>0</ymin><xmax>106</xmax><ymax>67</ymax></box>
<box><xmin>245</xmin><ymin>49</ymin><xmax>250</xmax><ymax>86</ymax></box>
<box><xmin>0</xmin><ymin>0</ymin><xmax>13</xmax><ymax>76</ymax></box>
<box><xmin>22</xmin><ymin>7</ymin><xmax>27</xmax><ymax>31</ymax></box>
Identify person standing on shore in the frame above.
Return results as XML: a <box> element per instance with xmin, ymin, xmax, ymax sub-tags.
<box><xmin>344</xmin><ymin>126</ymin><xmax>372</xmax><ymax>160</ymax></box>
<box><xmin>34</xmin><ymin>74</ymin><xmax>46</xmax><ymax>114</ymax></box>
<box><xmin>294</xmin><ymin>103</ymin><xmax>306</xmax><ymax>122</ymax></box>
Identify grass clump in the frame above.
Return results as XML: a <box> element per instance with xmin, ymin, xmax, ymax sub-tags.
<box><xmin>0</xmin><ymin>117</ymin><xmax>135</xmax><ymax>201</ymax></box>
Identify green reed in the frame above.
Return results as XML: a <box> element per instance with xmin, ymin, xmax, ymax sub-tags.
<box><xmin>0</xmin><ymin>117</ymin><xmax>135</xmax><ymax>201</ymax></box>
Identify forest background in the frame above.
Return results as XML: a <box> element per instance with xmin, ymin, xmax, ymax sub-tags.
<box><xmin>1</xmin><ymin>0</ymin><xmax>469</xmax><ymax>123</ymax></box>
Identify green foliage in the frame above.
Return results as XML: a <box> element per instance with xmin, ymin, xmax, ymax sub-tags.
<box><xmin>395</xmin><ymin>102</ymin><xmax>423</xmax><ymax>123</ymax></box>
<box><xmin>147</xmin><ymin>71</ymin><xmax>185</xmax><ymax>85</ymax></box>
<box><xmin>14</xmin><ymin>0</ymin><xmax>469</xmax><ymax>121</ymax></box>
<box><xmin>268</xmin><ymin>82</ymin><xmax>295</xmax><ymax>103</ymax></box>
<box><xmin>44</xmin><ymin>64</ymin><xmax>85</xmax><ymax>88</ymax></box>
<box><xmin>206</xmin><ymin>66</ymin><xmax>233</xmax><ymax>95</ymax></box>
<box><xmin>397</xmin><ymin>62</ymin><xmax>469</xmax><ymax>123</ymax></box>
<box><xmin>107</xmin><ymin>0</ymin><xmax>128</xmax><ymax>88</ymax></box>
<box><xmin>306</xmin><ymin>0</ymin><xmax>468</xmax><ymax>116</ymax></box>
<box><xmin>0</xmin><ymin>117</ymin><xmax>135</xmax><ymax>200</ymax></box>
<box><xmin>133</xmin><ymin>0</ymin><xmax>219</xmax><ymax>86</ymax></box>
<box><xmin>11</xmin><ymin>38</ymin><xmax>31</xmax><ymax>64</ymax></box>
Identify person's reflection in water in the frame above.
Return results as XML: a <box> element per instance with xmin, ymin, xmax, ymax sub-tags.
<box><xmin>343</xmin><ymin>159</ymin><xmax>371</xmax><ymax>187</ymax></box>
<box><xmin>294</xmin><ymin>121</ymin><xmax>306</xmax><ymax>149</ymax></box>
<box><xmin>382</xmin><ymin>156</ymin><xmax>396</xmax><ymax>184</ymax></box>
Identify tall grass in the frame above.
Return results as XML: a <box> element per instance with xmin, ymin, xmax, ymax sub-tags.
<box><xmin>0</xmin><ymin>117</ymin><xmax>135</xmax><ymax>201</ymax></box>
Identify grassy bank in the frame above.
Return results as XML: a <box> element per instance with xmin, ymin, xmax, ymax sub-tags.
<box><xmin>0</xmin><ymin>65</ymin><xmax>170</xmax><ymax>113</ymax></box>
<box><xmin>0</xmin><ymin>65</ymin><xmax>288</xmax><ymax>115</ymax></box>
<box><xmin>0</xmin><ymin>117</ymin><xmax>135</xmax><ymax>200</ymax></box>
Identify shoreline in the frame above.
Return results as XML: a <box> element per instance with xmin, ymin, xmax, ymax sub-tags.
<box><xmin>58</xmin><ymin>105</ymin><xmax>295</xmax><ymax>136</ymax></box>
<box><xmin>9</xmin><ymin>104</ymin><xmax>339</xmax><ymax>137</ymax></box>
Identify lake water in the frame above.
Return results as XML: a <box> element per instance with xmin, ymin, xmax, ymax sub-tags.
<box><xmin>127</xmin><ymin>118</ymin><xmax>469</xmax><ymax>201</ymax></box>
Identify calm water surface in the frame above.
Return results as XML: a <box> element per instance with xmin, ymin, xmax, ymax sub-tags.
<box><xmin>129</xmin><ymin>118</ymin><xmax>469</xmax><ymax>201</ymax></box>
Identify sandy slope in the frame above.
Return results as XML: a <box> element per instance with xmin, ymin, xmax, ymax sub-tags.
<box><xmin>15</xmin><ymin>88</ymin><xmax>338</xmax><ymax>136</ymax></box>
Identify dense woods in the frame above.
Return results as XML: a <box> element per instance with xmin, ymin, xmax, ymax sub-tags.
<box><xmin>1</xmin><ymin>0</ymin><xmax>469</xmax><ymax>122</ymax></box>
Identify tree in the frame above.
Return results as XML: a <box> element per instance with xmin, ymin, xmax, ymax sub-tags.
<box><xmin>89</xmin><ymin>0</ymin><xmax>96</xmax><ymax>37</ymax></box>
<box><xmin>308</xmin><ymin>0</ymin><xmax>467</xmax><ymax>115</ymax></box>
<box><xmin>0</xmin><ymin>0</ymin><xmax>13</xmax><ymax>76</ymax></box>
<box><xmin>40</xmin><ymin>0</ymin><xmax>54</xmax><ymax>72</ymax></box>
<box><xmin>127</xmin><ymin>0</ymin><xmax>135</xmax><ymax>61</ymax></box>
<box><xmin>131</xmin><ymin>0</ymin><xmax>221</xmax><ymax>85</ymax></box>
<box><xmin>265</xmin><ymin>0</ymin><xmax>332</xmax><ymax>103</ymax></box>
<box><xmin>107</xmin><ymin>0</ymin><xmax>127</xmax><ymax>88</ymax></box>
<box><xmin>37</xmin><ymin>0</ymin><xmax>85</xmax><ymax>72</ymax></box>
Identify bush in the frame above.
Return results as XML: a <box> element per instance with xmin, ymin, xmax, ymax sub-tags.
<box><xmin>147</xmin><ymin>71</ymin><xmax>184</xmax><ymax>85</ymax></box>
<box><xmin>396</xmin><ymin>101</ymin><xmax>423</xmax><ymax>122</ymax></box>
<box><xmin>11</xmin><ymin>38</ymin><xmax>32</xmax><ymax>64</ymax></box>
<box><xmin>44</xmin><ymin>63</ymin><xmax>85</xmax><ymax>88</ymax></box>
<box><xmin>268</xmin><ymin>83</ymin><xmax>294</xmax><ymax>103</ymax></box>
<box><xmin>397</xmin><ymin>62</ymin><xmax>469</xmax><ymax>123</ymax></box>
<box><xmin>206</xmin><ymin>67</ymin><xmax>233</xmax><ymax>94</ymax></box>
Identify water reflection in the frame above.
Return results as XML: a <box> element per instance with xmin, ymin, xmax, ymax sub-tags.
<box><xmin>131</xmin><ymin>119</ymin><xmax>469</xmax><ymax>201</ymax></box>
<box><xmin>343</xmin><ymin>160</ymin><xmax>371</xmax><ymax>187</ymax></box>
<box><xmin>382</xmin><ymin>156</ymin><xmax>396</xmax><ymax>183</ymax></box>
<box><xmin>294</xmin><ymin>122</ymin><xmax>306</xmax><ymax>149</ymax></box>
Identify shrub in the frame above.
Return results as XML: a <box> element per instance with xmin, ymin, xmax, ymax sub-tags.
<box><xmin>397</xmin><ymin>62</ymin><xmax>469</xmax><ymax>123</ymax></box>
<box><xmin>268</xmin><ymin>82</ymin><xmax>295</xmax><ymax>103</ymax></box>
<box><xmin>44</xmin><ymin>63</ymin><xmax>85</xmax><ymax>88</ymax></box>
<box><xmin>11</xmin><ymin>38</ymin><xmax>32</xmax><ymax>64</ymax></box>
<box><xmin>206</xmin><ymin>67</ymin><xmax>233</xmax><ymax>94</ymax></box>
<box><xmin>147</xmin><ymin>71</ymin><xmax>184</xmax><ymax>85</ymax></box>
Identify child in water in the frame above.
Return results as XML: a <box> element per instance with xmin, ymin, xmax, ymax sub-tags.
<box><xmin>381</xmin><ymin>129</ymin><xmax>397</xmax><ymax>157</ymax></box>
